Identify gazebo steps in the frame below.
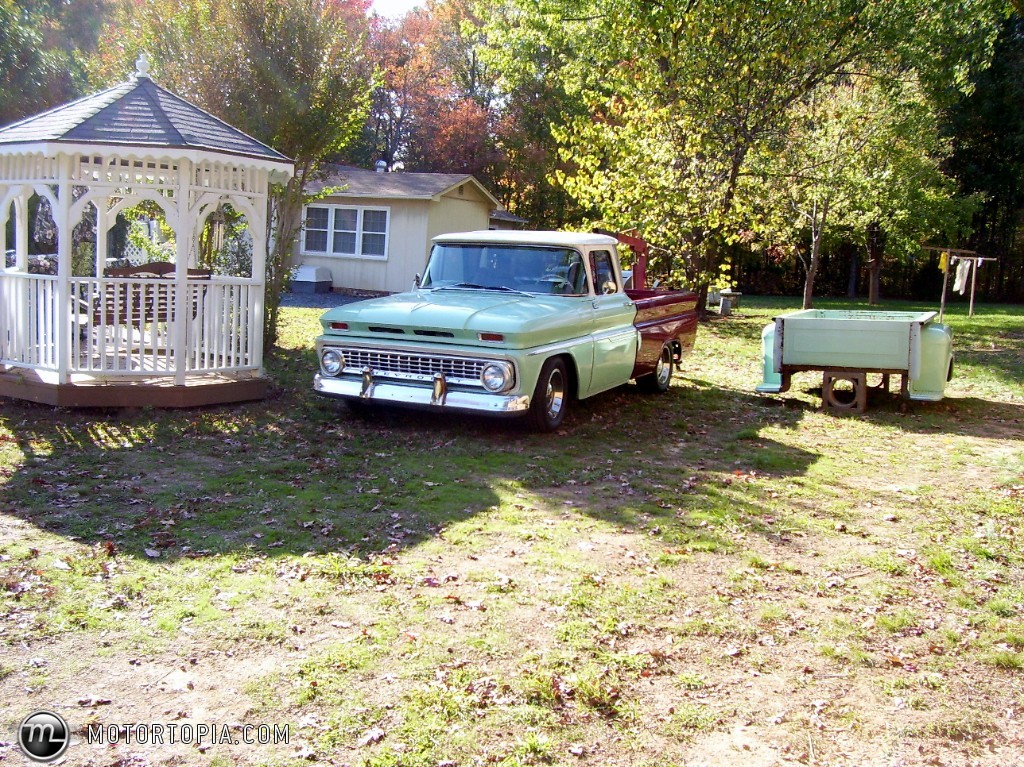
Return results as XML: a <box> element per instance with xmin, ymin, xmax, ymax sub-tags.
<box><xmin>0</xmin><ymin>369</ymin><xmax>268</xmax><ymax>408</ymax></box>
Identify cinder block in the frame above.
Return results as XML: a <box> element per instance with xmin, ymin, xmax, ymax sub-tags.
<box><xmin>822</xmin><ymin>370</ymin><xmax>867</xmax><ymax>414</ymax></box>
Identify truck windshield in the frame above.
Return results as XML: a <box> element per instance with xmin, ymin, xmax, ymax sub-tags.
<box><xmin>421</xmin><ymin>244</ymin><xmax>589</xmax><ymax>296</ymax></box>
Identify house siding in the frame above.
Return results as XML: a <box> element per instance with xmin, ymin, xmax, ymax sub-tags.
<box><xmin>427</xmin><ymin>188</ymin><xmax>493</xmax><ymax>243</ymax></box>
<box><xmin>296</xmin><ymin>183</ymin><xmax>493</xmax><ymax>294</ymax></box>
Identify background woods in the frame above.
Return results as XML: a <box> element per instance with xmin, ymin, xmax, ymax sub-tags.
<box><xmin>2</xmin><ymin>0</ymin><xmax>1023</xmax><ymax>325</ymax></box>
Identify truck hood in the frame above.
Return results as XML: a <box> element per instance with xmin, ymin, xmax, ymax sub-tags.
<box><xmin>318</xmin><ymin>289</ymin><xmax>592</xmax><ymax>349</ymax></box>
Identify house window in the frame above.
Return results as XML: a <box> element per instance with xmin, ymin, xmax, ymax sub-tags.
<box><xmin>304</xmin><ymin>207</ymin><xmax>329</xmax><ymax>253</ymax></box>
<box><xmin>362</xmin><ymin>209</ymin><xmax>388</xmax><ymax>256</ymax></box>
<box><xmin>302</xmin><ymin>205</ymin><xmax>389</xmax><ymax>259</ymax></box>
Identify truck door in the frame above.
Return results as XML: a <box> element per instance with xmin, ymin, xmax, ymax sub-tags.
<box><xmin>585</xmin><ymin>248</ymin><xmax>639</xmax><ymax>396</ymax></box>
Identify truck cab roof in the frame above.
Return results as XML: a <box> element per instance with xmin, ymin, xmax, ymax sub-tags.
<box><xmin>432</xmin><ymin>230</ymin><xmax>619</xmax><ymax>249</ymax></box>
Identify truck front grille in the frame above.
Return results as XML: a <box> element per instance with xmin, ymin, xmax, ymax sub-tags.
<box><xmin>338</xmin><ymin>347</ymin><xmax>489</xmax><ymax>387</ymax></box>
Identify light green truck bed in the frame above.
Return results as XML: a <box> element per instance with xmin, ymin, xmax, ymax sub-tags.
<box><xmin>756</xmin><ymin>309</ymin><xmax>954</xmax><ymax>402</ymax></box>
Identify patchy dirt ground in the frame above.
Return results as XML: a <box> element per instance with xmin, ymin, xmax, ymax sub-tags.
<box><xmin>2</xmin><ymin>302</ymin><xmax>1023</xmax><ymax>767</ymax></box>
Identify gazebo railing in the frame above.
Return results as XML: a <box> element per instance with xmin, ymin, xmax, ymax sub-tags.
<box><xmin>0</xmin><ymin>272</ymin><xmax>58</xmax><ymax>369</ymax></box>
<box><xmin>0</xmin><ymin>271</ymin><xmax>261</xmax><ymax>377</ymax></box>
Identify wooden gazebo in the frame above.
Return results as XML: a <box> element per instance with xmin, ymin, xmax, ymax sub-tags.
<box><xmin>0</xmin><ymin>55</ymin><xmax>293</xmax><ymax>407</ymax></box>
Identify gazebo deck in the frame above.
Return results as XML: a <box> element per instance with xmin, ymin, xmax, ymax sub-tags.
<box><xmin>0</xmin><ymin>367</ymin><xmax>268</xmax><ymax>408</ymax></box>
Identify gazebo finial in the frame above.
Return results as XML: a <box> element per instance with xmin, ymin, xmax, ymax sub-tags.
<box><xmin>135</xmin><ymin>53</ymin><xmax>152</xmax><ymax>80</ymax></box>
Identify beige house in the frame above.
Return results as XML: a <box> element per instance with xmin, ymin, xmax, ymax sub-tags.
<box><xmin>298</xmin><ymin>164</ymin><xmax>502</xmax><ymax>294</ymax></box>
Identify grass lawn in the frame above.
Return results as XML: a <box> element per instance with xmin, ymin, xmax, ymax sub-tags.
<box><xmin>1</xmin><ymin>295</ymin><xmax>1021</xmax><ymax>767</ymax></box>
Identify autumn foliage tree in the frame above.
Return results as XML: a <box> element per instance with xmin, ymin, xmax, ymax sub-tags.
<box><xmin>354</xmin><ymin>1</ymin><xmax>497</xmax><ymax>176</ymax></box>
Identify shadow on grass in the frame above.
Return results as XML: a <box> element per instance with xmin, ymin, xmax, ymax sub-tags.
<box><xmin>0</xmin><ymin>346</ymin><xmax>827</xmax><ymax>568</ymax></box>
<box><xmin>763</xmin><ymin>373</ymin><xmax>1024</xmax><ymax>440</ymax></box>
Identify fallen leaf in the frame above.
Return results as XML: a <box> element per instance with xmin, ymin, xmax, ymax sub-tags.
<box><xmin>356</xmin><ymin>727</ymin><xmax>386</xmax><ymax>747</ymax></box>
<box><xmin>294</xmin><ymin>744</ymin><xmax>317</xmax><ymax>760</ymax></box>
<box><xmin>78</xmin><ymin>696</ymin><xmax>112</xmax><ymax>707</ymax></box>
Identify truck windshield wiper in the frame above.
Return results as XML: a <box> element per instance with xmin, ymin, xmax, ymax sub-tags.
<box><xmin>436</xmin><ymin>283</ymin><xmax>529</xmax><ymax>295</ymax></box>
<box><xmin>435</xmin><ymin>282</ymin><xmax>487</xmax><ymax>290</ymax></box>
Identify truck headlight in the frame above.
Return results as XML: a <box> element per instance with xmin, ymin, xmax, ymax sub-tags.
<box><xmin>321</xmin><ymin>349</ymin><xmax>344</xmax><ymax>376</ymax></box>
<box><xmin>481</xmin><ymin>362</ymin><xmax>514</xmax><ymax>393</ymax></box>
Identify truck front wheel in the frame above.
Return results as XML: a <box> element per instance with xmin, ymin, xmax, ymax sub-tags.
<box><xmin>637</xmin><ymin>344</ymin><xmax>674</xmax><ymax>393</ymax></box>
<box><xmin>527</xmin><ymin>357</ymin><xmax>569</xmax><ymax>432</ymax></box>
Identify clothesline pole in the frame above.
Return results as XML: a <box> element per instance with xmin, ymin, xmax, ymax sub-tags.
<box><xmin>939</xmin><ymin>260</ymin><xmax>949</xmax><ymax>323</ymax></box>
<box><xmin>969</xmin><ymin>259</ymin><xmax>978</xmax><ymax>317</ymax></box>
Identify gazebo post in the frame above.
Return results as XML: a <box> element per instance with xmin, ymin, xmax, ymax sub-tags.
<box><xmin>173</xmin><ymin>159</ymin><xmax>192</xmax><ymax>386</ymax></box>
<box><xmin>95</xmin><ymin>204</ymin><xmax>108</xmax><ymax>277</ymax></box>
<box><xmin>12</xmin><ymin>191</ymin><xmax>29</xmax><ymax>348</ymax></box>
<box><xmin>250</xmin><ymin>185</ymin><xmax>269</xmax><ymax>372</ymax></box>
<box><xmin>55</xmin><ymin>154</ymin><xmax>73</xmax><ymax>384</ymax></box>
<box><xmin>15</xmin><ymin>193</ymin><xmax>29</xmax><ymax>270</ymax></box>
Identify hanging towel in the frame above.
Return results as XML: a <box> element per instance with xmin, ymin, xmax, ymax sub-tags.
<box><xmin>939</xmin><ymin>251</ymin><xmax>949</xmax><ymax>273</ymax></box>
<box><xmin>953</xmin><ymin>258</ymin><xmax>971</xmax><ymax>294</ymax></box>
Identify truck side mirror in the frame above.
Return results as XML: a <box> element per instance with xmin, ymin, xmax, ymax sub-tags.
<box><xmin>413</xmin><ymin>273</ymin><xmax>421</xmax><ymax>290</ymax></box>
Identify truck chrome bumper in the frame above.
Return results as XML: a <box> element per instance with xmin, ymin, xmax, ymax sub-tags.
<box><xmin>314</xmin><ymin>374</ymin><xmax>531</xmax><ymax>415</ymax></box>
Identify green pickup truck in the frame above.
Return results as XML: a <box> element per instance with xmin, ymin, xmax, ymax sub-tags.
<box><xmin>313</xmin><ymin>230</ymin><xmax>699</xmax><ymax>431</ymax></box>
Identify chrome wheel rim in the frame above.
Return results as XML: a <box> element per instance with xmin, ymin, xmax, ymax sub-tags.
<box><xmin>545</xmin><ymin>368</ymin><xmax>565</xmax><ymax>420</ymax></box>
<box><xmin>655</xmin><ymin>347</ymin><xmax>672</xmax><ymax>388</ymax></box>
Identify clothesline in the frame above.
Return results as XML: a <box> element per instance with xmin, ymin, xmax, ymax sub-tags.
<box><xmin>923</xmin><ymin>247</ymin><xmax>996</xmax><ymax>321</ymax></box>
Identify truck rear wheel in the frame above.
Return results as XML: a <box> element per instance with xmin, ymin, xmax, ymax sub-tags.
<box><xmin>637</xmin><ymin>344</ymin><xmax>674</xmax><ymax>393</ymax></box>
<box><xmin>527</xmin><ymin>357</ymin><xmax>569</xmax><ymax>432</ymax></box>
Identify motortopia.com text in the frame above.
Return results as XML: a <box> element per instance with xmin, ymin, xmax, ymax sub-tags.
<box><xmin>86</xmin><ymin>723</ymin><xmax>290</xmax><ymax>747</ymax></box>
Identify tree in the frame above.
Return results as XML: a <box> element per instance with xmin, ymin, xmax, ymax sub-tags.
<box><xmin>944</xmin><ymin>13</ymin><xmax>1024</xmax><ymax>301</ymax></box>
<box><xmin>0</xmin><ymin>0</ymin><xmax>85</xmax><ymax>124</ymax></box>
<box><xmin>93</xmin><ymin>0</ymin><xmax>374</xmax><ymax>350</ymax></box>
<box><xmin>489</xmin><ymin>0</ymin><xmax>1006</xmax><ymax>301</ymax></box>
<box><xmin>751</xmin><ymin>73</ymin><xmax>976</xmax><ymax>307</ymax></box>
<box><xmin>351</xmin><ymin>1</ymin><xmax>500</xmax><ymax>176</ymax></box>
<box><xmin>350</xmin><ymin>9</ymin><xmax>438</xmax><ymax>169</ymax></box>
<box><xmin>353</xmin><ymin>0</ymin><xmax>589</xmax><ymax>228</ymax></box>
<box><xmin>755</xmin><ymin>81</ymin><xmax>866</xmax><ymax>310</ymax></box>
<box><xmin>481</xmin><ymin>0</ymin><xmax>593</xmax><ymax>228</ymax></box>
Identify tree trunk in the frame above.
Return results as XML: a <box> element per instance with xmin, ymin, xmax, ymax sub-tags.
<box><xmin>866</xmin><ymin>221</ymin><xmax>883</xmax><ymax>305</ymax></box>
<box><xmin>802</xmin><ymin>233</ymin><xmax>822</xmax><ymax>309</ymax></box>
<box><xmin>846</xmin><ymin>246</ymin><xmax>858</xmax><ymax>298</ymax></box>
<box><xmin>263</xmin><ymin>168</ymin><xmax>308</xmax><ymax>354</ymax></box>
<box><xmin>802</xmin><ymin>200</ymin><xmax>829</xmax><ymax>309</ymax></box>
<box><xmin>867</xmin><ymin>255</ymin><xmax>882</xmax><ymax>304</ymax></box>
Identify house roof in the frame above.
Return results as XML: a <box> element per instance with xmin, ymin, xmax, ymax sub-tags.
<box><xmin>489</xmin><ymin>209</ymin><xmax>529</xmax><ymax>225</ymax></box>
<box><xmin>0</xmin><ymin>68</ymin><xmax>291</xmax><ymax>166</ymax></box>
<box><xmin>310</xmin><ymin>164</ymin><xmax>502</xmax><ymax>209</ymax></box>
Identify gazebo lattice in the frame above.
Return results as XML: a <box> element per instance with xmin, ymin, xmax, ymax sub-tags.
<box><xmin>0</xmin><ymin>55</ymin><xmax>293</xmax><ymax>407</ymax></box>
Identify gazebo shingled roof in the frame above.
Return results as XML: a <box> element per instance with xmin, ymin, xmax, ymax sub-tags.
<box><xmin>0</xmin><ymin>68</ymin><xmax>289</xmax><ymax>166</ymax></box>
